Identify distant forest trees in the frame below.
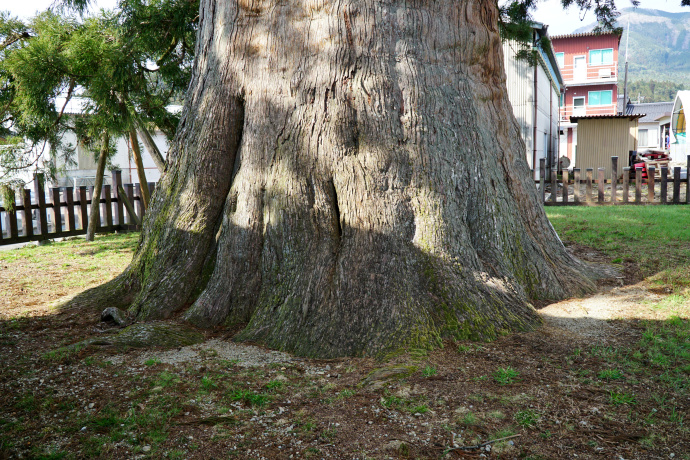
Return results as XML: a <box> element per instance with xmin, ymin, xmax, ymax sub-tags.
<box><xmin>624</xmin><ymin>79</ymin><xmax>686</xmax><ymax>103</ymax></box>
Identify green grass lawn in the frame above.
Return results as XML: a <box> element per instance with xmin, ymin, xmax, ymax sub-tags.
<box><xmin>0</xmin><ymin>233</ymin><xmax>139</xmax><ymax>319</ymax></box>
<box><xmin>546</xmin><ymin>206</ymin><xmax>690</xmax><ymax>284</ymax></box>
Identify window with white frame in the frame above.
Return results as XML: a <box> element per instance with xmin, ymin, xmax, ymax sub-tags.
<box><xmin>555</xmin><ymin>52</ymin><xmax>564</xmax><ymax>68</ymax></box>
<box><xmin>588</xmin><ymin>90</ymin><xmax>613</xmax><ymax>106</ymax></box>
<box><xmin>637</xmin><ymin>128</ymin><xmax>657</xmax><ymax>148</ymax></box>
<box><xmin>589</xmin><ymin>49</ymin><xmax>613</xmax><ymax>66</ymax></box>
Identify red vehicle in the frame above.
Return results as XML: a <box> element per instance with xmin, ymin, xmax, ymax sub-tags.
<box><xmin>631</xmin><ymin>150</ymin><xmax>670</xmax><ymax>179</ymax></box>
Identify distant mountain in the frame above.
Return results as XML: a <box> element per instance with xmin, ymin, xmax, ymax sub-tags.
<box><xmin>571</xmin><ymin>8</ymin><xmax>690</xmax><ymax>87</ymax></box>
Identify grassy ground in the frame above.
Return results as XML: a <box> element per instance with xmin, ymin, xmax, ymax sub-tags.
<box><xmin>547</xmin><ymin>206</ymin><xmax>690</xmax><ymax>282</ymax></box>
<box><xmin>0</xmin><ymin>234</ymin><xmax>139</xmax><ymax>321</ymax></box>
<box><xmin>0</xmin><ymin>208</ymin><xmax>689</xmax><ymax>459</ymax></box>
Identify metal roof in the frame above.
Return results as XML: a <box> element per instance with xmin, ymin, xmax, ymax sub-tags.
<box><xmin>570</xmin><ymin>114</ymin><xmax>644</xmax><ymax>123</ymax></box>
<box><xmin>626</xmin><ymin>101</ymin><xmax>674</xmax><ymax>123</ymax></box>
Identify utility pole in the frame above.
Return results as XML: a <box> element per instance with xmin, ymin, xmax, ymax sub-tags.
<box><xmin>622</xmin><ymin>20</ymin><xmax>630</xmax><ymax>114</ymax></box>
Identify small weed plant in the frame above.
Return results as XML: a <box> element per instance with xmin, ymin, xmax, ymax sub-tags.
<box><xmin>227</xmin><ymin>389</ymin><xmax>270</xmax><ymax>407</ymax></box>
<box><xmin>514</xmin><ymin>409</ymin><xmax>539</xmax><ymax>428</ymax></box>
<box><xmin>421</xmin><ymin>366</ymin><xmax>437</xmax><ymax>378</ymax></box>
<box><xmin>609</xmin><ymin>390</ymin><xmax>636</xmax><ymax>405</ymax></box>
<box><xmin>494</xmin><ymin>366</ymin><xmax>520</xmax><ymax>385</ymax></box>
<box><xmin>597</xmin><ymin>369</ymin><xmax>624</xmax><ymax>380</ymax></box>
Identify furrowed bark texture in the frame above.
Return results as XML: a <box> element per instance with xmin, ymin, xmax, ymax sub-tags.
<box><xmin>129</xmin><ymin>128</ymin><xmax>150</xmax><ymax>209</ymax></box>
<box><xmin>78</xmin><ymin>0</ymin><xmax>596</xmax><ymax>357</ymax></box>
<box><xmin>85</xmin><ymin>132</ymin><xmax>109</xmax><ymax>242</ymax></box>
<box><xmin>136</xmin><ymin>119</ymin><xmax>167</xmax><ymax>173</ymax></box>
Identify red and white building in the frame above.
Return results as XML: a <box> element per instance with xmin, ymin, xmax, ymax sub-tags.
<box><xmin>552</xmin><ymin>32</ymin><xmax>621</xmax><ymax>165</ymax></box>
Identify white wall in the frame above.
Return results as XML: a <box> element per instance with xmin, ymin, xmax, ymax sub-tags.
<box><xmin>503</xmin><ymin>39</ymin><xmax>534</xmax><ymax>169</ymax></box>
<box><xmin>637</xmin><ymin>122</ymin><xmax>660</xmax><ymax>151</ymax></box>
<box><xmin>503</xmin><ymin>39</ymin><xmax>561</xmax><ymax>179</ymax></box>
<box><xmin>110</xmin><ymin>131</ymin><xmax>168</xmax><ymax>185</ymax></box>
<box><xmin>53</xmin><ymin>130</ymin><xmax>168</xmax><ymax>187</ymax></box>
<box><xmin>670</xmin><ymin>142</ymin><xmax>690</xmax><ymax>163</ymax></box>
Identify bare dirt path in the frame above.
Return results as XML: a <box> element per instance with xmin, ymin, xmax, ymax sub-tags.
<box><xmin>539</xmin><ymin>284</ymin><xmax>666</xmax><ymax>341</ymax></box>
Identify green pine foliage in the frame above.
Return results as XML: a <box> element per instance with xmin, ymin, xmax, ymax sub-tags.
<box><xmin>0</xmin><ymin>0</ymin><xmax>198</xmax><ymax>187</ymax></box>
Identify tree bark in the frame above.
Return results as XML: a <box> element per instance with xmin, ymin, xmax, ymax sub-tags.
<box><xmin>136</xmin><ymin>120</ymin><xmax>166</xmax><ymax>173</ymax></box>
<box><xmin>71</xmin><ymin>0</ymin><xmax>597</xmax><ymax>357</ymax></box>
<box><xmin>129</xmin><ymin>128</ymin><xmax>150</xmax><ymax>209</ymax></box>
<box><xmin>85</xmin><ymin>132</ymin><xmax>109</xmax><ymax>242</ymax></box>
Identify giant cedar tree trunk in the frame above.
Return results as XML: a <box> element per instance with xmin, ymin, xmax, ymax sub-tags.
<box><xmin>76</xmin><ymin>0</ymin><xmax>596</xmax><ymax>357</ymax></box>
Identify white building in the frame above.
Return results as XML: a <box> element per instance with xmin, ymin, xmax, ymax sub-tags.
<box><xmin>503</xmin><ymin>23</ymin><xmax>564</xmax><ymax>179</ymax></box>
<box><xmin>625</xmin><ymin>101</ymin><xmax>674</xmax><ymax>151</ymax></box>
<box><xmin>51</xmin><ymin>97</ymin><xmax>175</xmax><ymax>188</ymax></box>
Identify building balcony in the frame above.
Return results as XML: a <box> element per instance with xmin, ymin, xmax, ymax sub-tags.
<box><xmin>558</xmin><ymin>63</ymin><xmax>618</xmax><ymax>86</ymax></box>
<box><xmin>559</xmin><ymin>104</ymin><xmax>618</xmax><ymax>122</ymax></box>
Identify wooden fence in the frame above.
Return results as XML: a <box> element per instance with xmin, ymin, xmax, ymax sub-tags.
<box><xmin>539</xmin><ymin>156</ymin><xmax>690</xmax><ymax>206</ymax></box>
<box><xmin>0</xmin><ymin>171</ymin><xmax>152</xmax><ymax>246</ymax></box>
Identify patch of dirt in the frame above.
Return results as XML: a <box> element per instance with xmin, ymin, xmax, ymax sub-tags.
<box><xmin>111</xmin><ymin>338</ymin><xmax>297</xmax><ymax>368</ymax></box>
<box><xmin>539</xmin><ymin>285</ymin><xmax>665</xmax><ymax>342</ymax></box>
<box><xmin>537</xmin><ymin>242</ymin><xmax>667</xmax><ymax>344</ymax></box>
<box><xmin>565</xmin><ymin>241</ymin><xmax>642</xmax><ymax>286</ymax></box>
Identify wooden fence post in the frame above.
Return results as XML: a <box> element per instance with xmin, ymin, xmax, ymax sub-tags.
<box><xmin>33</xmin><ymin>174</ymin><xmax>48</xmax><ymax>236</ymax></box>
<box><xmin>124</xmin><ymin>184</ymin><xmax>135</xmax><ymax>225</ymax></box>
<box><xmin>673</xmin><ymin>167</ymin><xmax>681</xmax><ymax>204</ymax></box>
<box><xmin>104</xmin><ymin>185</ymin><xmax>113</xmax><ymax>229</ymax></box>
<box><xmin>647</xmin><ymin>167</ymin><xmax>655</xmax><ymax>203</ymax></box>
<box><xmin>597</xmin><ymin>168</ymin><xmax>605</xmax><ymax>203</ymax></box>
<box><xmin>611</xmin><ymin>156</ymin><xmax>618</xmax><ymax>204</ymax></box>
<box><xmin>573</xmin><ymin>168</ymin><xmax>581</xmax><ymax>203</ymax></box>
<box><xmin>586</xmin><ymin>169</ymin><xmax>593</xmax><ymax>202</ymax></box>
<box><xmin>22</xmin><ymin>188</ymin><xmax>33</xmax><ymax>238</ymax></box>
<box><xmin>661</xmin><ymin>166</ymin><xmax>668</xmax><ymax>204</ymax></box>
<box><xmin>8</xmin><ymin>189</ymin><xmax>18</xmax><ymax>239</ymax></box>
<box><xmin>622</xmin><ymin>167</ymin><xmax>630</xmax><ymax>203</ymax></box>
<box><xmin>79</xmin><ymin>187</ymin><xmax>88</xmax><ymax>231</ymax></box>
<box><xmin>562</xmin><ymin>169</ymin><xmax>569</xmax><ymax>204</ymax></box>
<box><xmin>539</xmin><ymin>158</ymin><xmax>546</xmax><ymax>204</ymax></box>
<box><xmin>551</xmin><ymin>169</ymin><xmax>558</xmax><ymax>204</ymax></box>
<box><xmin>65</xmin><ymin>187</ymin><xmax>76</xmax><ymax>232</ymax></box>
<box><xmin>112</xmin><ymin>171</ymin><xmax>124</xmax><ymax>229</ymax></box>
<box><xmin>117</xmin><ymin>185</ymin><xmax>141</xmax><ymax>226</ymax></box>
<box><xmin>51</xmin><ymin>188</ymin><xmax>62</xmax><ymax>235</ymax></box>
<box><xmin>635</xmin><ymin>168</ymin><xmax>642</xmax><ymax>204</ymax></box>
<box><xmin>135</xmin><ymin>183</ymin><xmax>146</xmax><ymax>223</ymax></box>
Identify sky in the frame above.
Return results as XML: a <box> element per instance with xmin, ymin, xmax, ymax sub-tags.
<box><xmin>4</xmin><ymin>0</ymin><xmax>690</xmax><ymax>33</ymax></box>
<box><xmin>532</xmin><ymin>0</ymin><xmax>690</xmax><ymax>35</ymax></box>
<box><xmin>5</xmin><ymin>0</ymin><xmax>118</xmax><ymax>20</ymax></box>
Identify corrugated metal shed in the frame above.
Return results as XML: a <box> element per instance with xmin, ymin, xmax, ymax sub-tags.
<box><xmin>571</xmin><ymin>115</ymin><xmax>642</xmax><ymax>178</ymax></box>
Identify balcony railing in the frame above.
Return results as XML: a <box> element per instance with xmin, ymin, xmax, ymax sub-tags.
<box><xmin>560</xmin><ymin>104</ymin><xmax>618</xmax><ymax>121</ymax></box>
<box><xmin>557</xmin><ymin>63</ymin><xmax>618</xmax><ymax>85</ymax></box>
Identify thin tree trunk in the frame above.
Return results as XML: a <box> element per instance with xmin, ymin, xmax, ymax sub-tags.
<box><xmin>129</xmin><ymin>128</ymin><xmax>150</xmax><ymax>210</ymax></box>
<box><xmin>85</xmin><ymin>132</ymin><xmax>109</xmax><ymax>242</ymax></box>
<box><xmin>68</xmin><ymin>0</ymin><xmax>599</xmax><ymax>357</ymax></box>
<box><xmin>136</xmin><ymin>120</ymin><xmax>166</xmax><ymax>173</ymax></box>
